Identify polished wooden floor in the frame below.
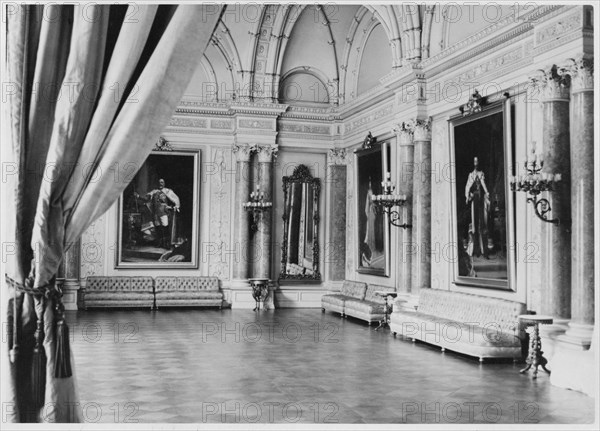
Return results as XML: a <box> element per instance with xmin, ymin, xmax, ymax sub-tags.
<box><xmin>67</xmin><ymin>309</ymin><xmax>595</xmax><ymax>424</ymax></box>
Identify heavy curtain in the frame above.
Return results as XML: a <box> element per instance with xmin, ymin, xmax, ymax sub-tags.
<box><xmin>2</xmin><ymin>4</ymin><xmax>223</xmax><ymax>422</ymax></box>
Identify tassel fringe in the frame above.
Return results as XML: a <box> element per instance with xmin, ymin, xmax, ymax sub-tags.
<box><xmin>54</xmin><ymin>318</ymin><xmax>72</xmax><ymax>378</ymax></box>
<box><xmin>31</xmin><ymin>324</ymin><xmax>46</xmax><ymax>409</ymax></box>
<box><xmin>54</xmin><ymin>298</ymin><xmax>72</xmax><ymax>378</ymax></box>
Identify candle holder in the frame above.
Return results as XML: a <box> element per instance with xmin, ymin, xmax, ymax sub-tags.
<box><xmin>372</xmin><ymin>172</ymin><xmax>411</xmax><ymax>229</ymax></box>
<box><xmin>509</xmin><ymin>146</ymin><xmax>562</xmax><ymax>225</ymax></box>
<box><xmin>243</xmin><ymin>185</ymin><xmax>273</xmax><ymax>232</ymax></box>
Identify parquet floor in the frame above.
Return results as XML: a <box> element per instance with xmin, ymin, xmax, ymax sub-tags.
<box><xmin>67</xmin><ymin>308</ymin><xmax>595</xmax><ymax>425</ymax></box>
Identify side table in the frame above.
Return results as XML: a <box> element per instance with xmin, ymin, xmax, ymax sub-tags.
<box><xmin>374</xmin><ymin>291</ymin><xmax>398</xmax><ymax>331</ymax></box>
<box><xmin>518</xmin><ymin>314</ymin><xmax>553</xmax><ymax>379</ymax></box>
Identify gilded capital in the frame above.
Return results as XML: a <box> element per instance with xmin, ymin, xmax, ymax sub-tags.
<box><xmin>564</xmin><ymin>57</ymin><xmax>594</xmax><ymax>92</ymax></box>
<box><xmin>529</xmin><ymin>64</ymin><xmax>571</xmax><ymax>101</ymax></box>
<box><xmin>392</xmin><ymin>123</ymin><xmax>415</xmax><ymax>146</ymax></box>
<box><xmin>327</xmin><ymin>148</ymin><xmax>347</xmax><ymax>165</ymax></box>
<box><xmin>256</xmin><ymin>144</ymin><xmax>278</xmax><ymax>163</ymax></box>
<box><xmin>232</xmin><ymin>143</ymin><xmax>255</xmax><ymax>162</ymax></box>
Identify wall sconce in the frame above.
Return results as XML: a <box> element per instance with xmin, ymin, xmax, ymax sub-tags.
<box><xmin>372</xmin><ymin>172</ymin><xmax>411</xmax><ymax>229</ymax></box>
<box><xmin>243</xmin><ymin>185</ymin><xmax>272</xmax><ymax>232</ymax></box>
<box><xmin>509</xmin><ymin>144</ymin><xmax>562</xmax><ymax>225</ymax></box>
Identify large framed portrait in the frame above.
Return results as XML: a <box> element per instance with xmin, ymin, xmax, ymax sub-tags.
<box><xmin>355</xmin><ymin>142</ymin><xmax>391</xmax><ymax>277</ymax></box>
<box><xmin>116</xmin><ymin>149</ymin><xmax>200</xmax><ymax>268</ymax></box>
<box><xmin>449</xmin><ymin>100</ymin><xmax>516</xmax><ymax>290</ymax></box>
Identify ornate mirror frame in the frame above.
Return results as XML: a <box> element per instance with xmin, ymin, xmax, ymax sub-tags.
<box><xmin>279</xmin><ymin>164</ymin><xmax>321</xmax><ymax>282</ymax></box>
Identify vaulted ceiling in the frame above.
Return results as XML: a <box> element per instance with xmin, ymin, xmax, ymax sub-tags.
<box><xmin>183</xmin><ymin>4</ymin><xmax>513</xmax><ymax>106</ymax></box>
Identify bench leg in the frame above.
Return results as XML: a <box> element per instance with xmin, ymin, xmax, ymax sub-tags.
<box><xmin>321</xmin><ymin>308</ymin><xmax>325</xmax><ymax>313</ymax></box>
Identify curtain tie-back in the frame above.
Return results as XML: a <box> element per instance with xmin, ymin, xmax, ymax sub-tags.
<box><xmin>5</xmin><ymin>273</ymin><xmax>72</xmax><ymax>409</ymax></box>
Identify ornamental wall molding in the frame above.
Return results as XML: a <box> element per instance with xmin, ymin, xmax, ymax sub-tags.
<box><xmin>344</xmin><ymin>103</ymin><xmax>394</xmax><ymax>135</ymax></box>
<box><xmin>425</xmin><ymin>22</ymin><xmax>533</xmax><ymax>81</ymax></box>
<box><xmin>278</xmin><ymin>122</ymin><xmax>331</xmax><ymax>135</ymax></box>
<box><xmin>421</xmin><ymin>5</ymin><xmax>561</xmax><ymax>71</ymax></box>
<box><xmin>535</xmin><ymin>11</ymin><xmax>582</xmax><ymax>46</ymax></box>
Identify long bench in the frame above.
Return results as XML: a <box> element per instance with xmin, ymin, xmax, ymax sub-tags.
<box><xmin>390</xmin><ymin>288</ymin><xmax>526</xmax><ymax>361</ymax></box>
<box><xmin>321</xmin><ymin>280</ymin><xmax>396</xmax><ymax>325</ymax></box>
<box><xmin>83</xmin><ymin>276</ymin><xmax>154</xmax><ymax>309</ymax></box>
<box><xmin>82</xmin><ymin>276</ymin><xmax>223</xmax><ymax>309</ymax></box>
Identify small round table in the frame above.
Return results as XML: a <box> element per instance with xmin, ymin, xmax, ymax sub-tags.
<box><xmin>248</xmin><ymin>278</ymin><xmax>269</xmax><ymax>311</ymax></box>
<box><xmin>374</xmin><ymin>292</ymin><xmax>398</xmax><ymax>331</ymax></box>
<box><xmin>518</xmin><ymin>314</ymin><xmax>553</xmax><ymax>379</ymax></box>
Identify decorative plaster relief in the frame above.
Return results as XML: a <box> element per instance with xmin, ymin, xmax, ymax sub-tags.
<box><xmin>238</xmin><ymin>119</ymin><xmax>274</xmax><ymax>130</ymax></box>
<box><xmin>208</xmin><ymin>148</ymin><xmax>231</xmax><ymax>280</ymax></box>
<box><xmin>430</xmin><ymin>119</ymin><xmax>450</xmax><ymax>290</ymax></box>
<box><xmin>536</xmin><ymin>12</ymin><xmax>582</xmax><ymax>46</ymax></box>
<box><xmin>169</xmin><ymin>117</ymin><xmax>208</xmax><ymax>128</ymax></box>
<box><xmin>345</xmin><ymin>155</ymin><xmax>355</xmax><ymax>276</ymax></box>
<box><xmin>447</xmin><ymin>47</ymin><xmax>524</xmax><ymax>86</ymax></box>
<box><xmin>345</xmin><ymin>104</ymin><xmax>394</xmax><ymax>134</ymax></box>
<box><xmin>211</xmin><ymin>119</ymin><xmax>233</xmax><ymax>130</ymax></box>
<box><xmin>279</xmin><ymin>123</ymin><xmax>330</xmax><ymax>135</ymax></box>
<box><xmin>80</xmin><ymin>214</ymin><xmax>105</xmax><ymax>278</ymax></box>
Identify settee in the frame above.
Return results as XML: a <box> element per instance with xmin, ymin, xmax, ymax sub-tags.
<box><xmin>154</xmin><ymin>276</ymin><xmax>223</xmax><ymax>308</ymax></box>
<box><xmin>83</xmin><ymin>276</ymin><xmax>154</xmax><ymax>309</ymax></box>
<box><xmin>390</xmin><ymin>288</ymin><xmax>526</xmax><ymax>361</ymax></box>
<box><xmin>321</xmin><ymin>280</ymin><xmax>367</xmax><ymax>316</ymax></box>
<box><xmin>344</xmin><ymin>284</ymin><xmax>396</xmax><ymax>324</ymax></box>
<box><xmin>321</xmin><ymin>281</ymin><xmax>396</xmax><ymax>325</ymax></box>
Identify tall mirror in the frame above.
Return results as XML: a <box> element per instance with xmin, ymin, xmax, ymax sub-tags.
<box><xmin>279</xmin><ymin>165</ymin><xmax>321</xmax><ymax>282</ymax></box>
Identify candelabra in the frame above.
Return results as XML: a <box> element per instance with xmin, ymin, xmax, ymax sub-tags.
<box><xmin>243</xmin><ymin>185</ymin><xmax>272</xmax><ymax>232</ymax></box>
<box><xmin>509</xmin><ymin>145</ymin><xmax>562</xmax><ymax>225</ymax></box>
<box><xmin>371</xmin><ymin>172</ymin><xmax>411</xmax><ymax>229</ymax></box>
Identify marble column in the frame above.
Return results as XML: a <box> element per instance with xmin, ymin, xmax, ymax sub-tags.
<box><xmin>232</xmin><ymin>143</ymin><xmax>254</xmax><ymax>281</ymax></box>
<box><xmin>562</xmin><ymin>57</ymin><xmax>595</xmax><ymax>348</ymax></box>
<box><xmin>327</xmin><ymin>149</ymin><xmax>347</xmax><ymax>281</ymax></box>
<box><xmin>531</xmin><ymin>66</ymin><xmax>572</xmax><ymax>324</ymax></box>
<box><xmin>410</xmin><ymin>119</ymin><xmax>432</xmax><ymax>294</ymax></box>
<box><xmin>393</xmin><ymin>124</ymin><xmax>415</xmax><ymax>294</ymax></box>
<box><xmin>253</xmin><ymin>144</ymin><xmax>277</xmax><ymax>308</ymax></box>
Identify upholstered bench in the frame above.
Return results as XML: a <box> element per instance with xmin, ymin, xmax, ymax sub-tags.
<box><xmin>83</xmin><ymin>276</ymin><xmax>154</xmax><ymax>309</ymax></box>
<box><xmin>390</xmin><ymin>288</ymin><xmax>526</xmax><ymax>361</ymax></box>
<box><xmin>321</xmin><ymin>280</ymin><xmax>367</xmax><ymax>316</ymax></box>
<box><xmin>344</xmin><ymin>284</ymin><xmax>396</xmax><ymax>325</ymax></box>
<box><xmin>154</xmin><ymin>276</ymin><xmax>223</xmax><ymax>308</ymax></box>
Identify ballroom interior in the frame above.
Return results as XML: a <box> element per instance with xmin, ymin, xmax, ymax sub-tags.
<box><xmin>2</xmin><ymin>2</ymin><xmax>598</xmax><ymax>427</ymax></box>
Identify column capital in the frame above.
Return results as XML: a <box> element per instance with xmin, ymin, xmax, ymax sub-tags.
<box><xmin>327</xmin><ymin>148</ymin><xmax>347</xmax><ymax>165</ymax></box>
<box><xmin>256</xmin><ymin>144</ymin><xmax>278</xmax><ymax>163</ymax></box>
<box><xmin>529</xmin><ymin>65</ymin><xmax>571</xmax><ymax>101</ymax></box>
<box><xmin>392</xmin><ymin>123</ymin><xmax>414</xmax><ymax>146</ymax></box>
<box><xmin>393</xmin><ymin>117</ymin><xmax>431</xmax><ymax>142</ymax></box>
<box><xmin>563</xmin><ymin>56</ymin><xmax>594</xmax><ymax>92</ymax></box>
<box><xmin>232</xmin><ymin>143</ymin><xmax>255</xmax><ymax>162</ymax></box>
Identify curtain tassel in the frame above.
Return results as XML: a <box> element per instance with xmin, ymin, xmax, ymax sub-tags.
<box><xmin>54</xmin><ymin>299</ymin><xmax>72</xmax><ymax>378</ymax></box>
<box><xmin>31</xmin><ymin>318</ymin><xmax>46</xmax><ymax>409</ymax></box>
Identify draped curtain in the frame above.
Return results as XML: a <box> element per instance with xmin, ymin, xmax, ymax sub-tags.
<box><xmin>2</xmin><ymin>4</ymin><xmax>223</xmax><ymax>422</ymax></box>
